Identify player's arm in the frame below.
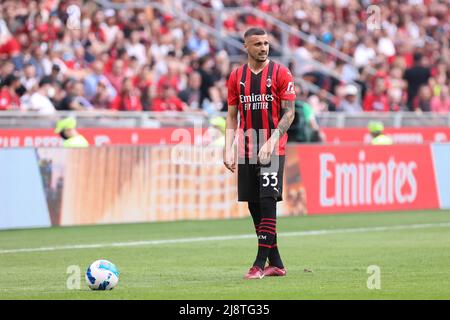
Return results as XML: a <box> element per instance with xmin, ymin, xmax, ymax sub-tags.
<box><xmin>258</xmin><ymin>100</ymin><xmax>295</xmax><ymax>164</ymax></box>
<box><xmin>271</xmin><ymin>99</ymin><xmax>295</xmax><ymax>142</ymax></box>
<box><xmin>224</xmin><ymin>69</ymin><xmax>239</xmax><ymax>172</ymax></box>
<box><xmin>224</xmin><ymin>105</ymin><xmax>238</xmax><ymax>173</ymax></box>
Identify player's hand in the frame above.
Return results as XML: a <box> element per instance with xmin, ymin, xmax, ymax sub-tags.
<box><xmin>258</xmin><ymin>139</ymin><xmax>276</xmax><ymax>165</ymax></box>
<box><xmin>223</xmin><ymin>147</ymin><xmax>236</xmax><ymax>173</ymax></box>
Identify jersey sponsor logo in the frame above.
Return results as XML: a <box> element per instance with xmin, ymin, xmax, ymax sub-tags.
<box><xmin>239</xmin><ymin>93</ymin><xmax>274</xmax><ymax>111</ymax></box>
<box><xmin>239</xmin><ymin>93</ymin><xmax>274</xmax><ymax>103</ymax></box>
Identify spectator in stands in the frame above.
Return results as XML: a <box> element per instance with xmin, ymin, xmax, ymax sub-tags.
<box><xmin>157</xmin><ymin>57</ymin><xmax>181</xmax><ymax>93</ymax></box>
<box><xmin>47</xmin><ymin>64</ymin><xmax>64</xmax><ymax>87</ymax></box>
<box><xmin>84</xmin><ymin>60</ymin><xmax>117</xmax><ymax>101</ymax></box>
<box><xmin>403</xmin><ymin>53</ymin><xmax>431</xmax><ymax>111</ymax></box>
<box><xmin>431</xmin><ymin>86</ymin><xmax>450</xmax><ymax>114</ymax></box>
<box><xmin>110</xmin><ymin>77</ymin><xmax>143</xmax><ymax>111</ymax></box>
<box><xmin>187</xmin><ymin>28</ymin><xmax>211</xmax><ymax>58</ymax></box>
<box><xmin>26</xmin><ymin>46</ymin><xmax>52</xmax><ymax>79</ymax></box>
<box><xmin>413</xmin><ymin>85</ymin><xmax>432</xmax><ymax>113</ymax></box>
<box><xmin>0</xmin><ymin>0</ymin><xmax>447</xmax><ymax>114</ymax></box>
<box><xmin>20</xmin><ymin>63</ymin><xmax>38</xmax><ymax>91</ymax></box>
<box><xmin>58</xmin><ymin>80</ymin><xmax>94</xmax><ymax>111</ymax></box>
<box><xmin>27</xmin><ymin>77</ymin><xmax>56</xmax><ymax>114</ymax></box>
<box><xmin>152</xmin><ymin>83</ymin><xmax>186</xmax><ymax>112</ymax></box>
<box><xmin>133</xmin><ymin>64</ymin><xmax>153</xmax><ymax>110</ymax></box>
<box><xmin>0</xmin><ymin>74</ymin><xmax>21</xmax><ymax>110</ymax></box>
<box><xmin>0</xmin><ymin>60</ymin><xmax>15</xmax><ymax>84</ymax></box>
<box><xmin>363</xmin><ymin>78</ymin><xmax>390</xmax><ymax>112</ymax></box>
<box><xmin>0</xmin><ymin>18</ymin><xmax>23</xmax><ymax>70</ymax></box>
<box><xmin>90</xmin><ymin>80</ymin><xmax>112</xmax><ymax>110</ymax></box>
<box><xmin>307</xmin><ymin>89</ymin><xmax>332</xmax><ymax>113</ymax></box>
<box><xmin>387</xmin><ymin>67</ymin><xmax>407</xmax><ymax>110</ymax></box>
<box><xmin>354</xmin><ymin>37</ymin><xmax>376</xmax><ymax>68</ymax></box>
<box><xmin>126</xmin><ymin>30</ymin><xmax>147</xmax><ymax>66</ymax></box>
<box><xmin>197</xmin><ymin>55</ymin><xmax>222</xmax><ymax>111</ymax></box>
<box><xmin>106</xmin><ymin>59</ymin><xmax>126</xmax><ymax>93</ymax></box>
<box><xmin>337</xmin><ymin>84</ymin><xmax>362</xmax><ymax>113</ymax></box>
<box><xmin>178</xmin><ymin>71</ymin><xmax>202</xmax><ymax>110</ymax></box>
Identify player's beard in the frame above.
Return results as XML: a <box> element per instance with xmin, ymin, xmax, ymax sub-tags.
<box><xmin>253</xmin><ymin>53</ymin><xmax>268</xmax><ymax>63</ymax></box>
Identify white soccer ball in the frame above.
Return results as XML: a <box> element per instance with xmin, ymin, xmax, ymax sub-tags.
<box><xmin>85</xmin><ymin>259</ymin><xmax>120</xmax><ymax>290</ymax></box>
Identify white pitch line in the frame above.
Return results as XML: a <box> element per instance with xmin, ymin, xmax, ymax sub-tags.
<box><xmin>1</xmin><ymin>222</ymin><xmax>450</xmax><ymax>254</ymax></box>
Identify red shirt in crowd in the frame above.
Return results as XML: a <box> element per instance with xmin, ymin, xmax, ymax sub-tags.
<box><xmin>0</xmin><ymin>38</ymin><xmax>21</xmax><ymax>56</ymax></box>
<box><xmin>0</xmin><ymin>88</ymin><xmax>20</xmax><ymax>110</ymax></box>
<box><xmin>110</xmin><ymin>94</ymin><xmax>142</xmax><ymax>111</ymax></box>
<box><xmin>152</xmin><ymin>96</ymin><xmax>185</xmax><ymax>112</ymax></box>
<box><xmin>157</xmin><ymin>76</ymin><xmax>180</xmax><ymax>94</ymax></box>
<box><xmin>363</xmin><ymin>92</ymin><xmax>390</xmax><ymax>111</ymax></box>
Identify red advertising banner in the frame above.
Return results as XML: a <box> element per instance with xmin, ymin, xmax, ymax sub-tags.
<box><xmin>283</xmin><ymin>145</ymin><xmax>439</xmax><ymax>215</ymax></box>
<box><xmin>322</xmin><ymin>128</ymin><xmax>450</xmax><ymax>144</ymax></box>
<box><xmin>0</xmin><ymin>128</ymin><xmax>208</xmax><ymax>147</ymax></box>
<box><xmin>3</xmin><ymin>127</ymin><xmax>449</xmax><ymax>148</ymax></box>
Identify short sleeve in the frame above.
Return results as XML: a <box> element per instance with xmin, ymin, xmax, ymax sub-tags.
<box><xmin>227</xmin><ymin>69</ymin><xmax>239</xmax><ymax>106</ymax></box>
<box><xmin>277</xmin><ymin>66</ymin><xmax>296</xmax><ymax>101</ymax></box>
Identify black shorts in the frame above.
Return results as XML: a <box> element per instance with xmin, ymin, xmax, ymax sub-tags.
<box><xmin>237</xmin><ymin>155</ymin><xmax>285</xmax><ymax>202</ymax></box>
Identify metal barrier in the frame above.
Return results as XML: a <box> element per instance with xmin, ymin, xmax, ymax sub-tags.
<box><xmin>0</xmin><ymin>111</ymin><xmax>449</xmax><ymax>129</ymax></box>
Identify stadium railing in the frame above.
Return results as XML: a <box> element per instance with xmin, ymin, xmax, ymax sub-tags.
<box><xmin>1</xmin><ymin>111</ymin><xmax>449</xmax><ymax>129</ymax></box>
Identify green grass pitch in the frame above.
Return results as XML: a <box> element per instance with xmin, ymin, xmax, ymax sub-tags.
<box><xmin>0</xmin><ymin>210</ymin><xmax>449</xmax><ymax>300</ymax></box>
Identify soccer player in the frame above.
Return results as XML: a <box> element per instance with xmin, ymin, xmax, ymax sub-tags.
<box><xmin>224</xmin><ymin>28</ymin><xmax>296</xmax><ymax>279</ymax></box>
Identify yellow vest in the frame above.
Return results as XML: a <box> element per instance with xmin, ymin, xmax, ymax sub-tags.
<box><xmin>371</xmin><ymin>134</ymin><xmax>393</xmax><ymax>145</ymax></box>
<box><xmin>212</xmin><ymin>136</ymin><xmax>225</xmax><ymax>147</ymax></box>
<box><xmin>63</xmin><ymin>135</ymin><xmax>89</xmax><ymax>148</ymax></box>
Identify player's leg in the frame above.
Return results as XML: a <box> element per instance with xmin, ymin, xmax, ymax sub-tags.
<box><xmin>248</xmin><ymin>201</ymin><xmax>261</xmax><ymax>236</ymax></box>
<box><xmin>240</xmin><ymin>161</ymin><xmax>267</xmax><ymax>279</ymax></box>
<box><xmin>252</xmin><ymin>196</ymin><xmax>277</xmax><ymax>269</ymax></box>
<box><xmin>258</xmin><ymin>155</ymin><xmax>286</xmax><ymax>276</ymax></box>
<box><xmin>268</xmin><ymin>234</ymin><xmax>284</xmax><ymax>269</ymax></box>
<box><xmin>249</xmin><ymin>200</ymin><xmax>284</xmax><ymax>270</ymax></box>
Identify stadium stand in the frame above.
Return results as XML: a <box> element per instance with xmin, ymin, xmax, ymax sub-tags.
<box><xmin>0</xmin><ymin>0</ymin><xmax>448</xmax><ymax>118</ymax></box>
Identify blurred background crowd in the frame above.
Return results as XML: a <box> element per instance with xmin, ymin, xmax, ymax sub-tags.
<box><xmin>0</xmin><ymin>0</ymin><xmax>448</xmax><ymax>115</ymax></box>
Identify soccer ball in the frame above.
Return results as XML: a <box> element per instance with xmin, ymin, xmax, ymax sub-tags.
<box><xmin>85</xmin><ymin>259</ymin><xmax>120</xmax><ymax>290</ymax></box>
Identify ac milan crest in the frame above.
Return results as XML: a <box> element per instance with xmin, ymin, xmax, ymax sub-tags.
<box><xmin>266</xmin><ymin>78</ymin><xmax>272</xmax><ymax>87</ymax></box>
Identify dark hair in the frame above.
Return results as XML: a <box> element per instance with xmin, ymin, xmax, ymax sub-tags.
<box><xmin>413</xmin><ymin>52</ymin><xmax>422</xmax><ymax>63</ymax></box>
<box><xmin>52</xmin><ymin>64</ymin><xmax>61</xmax><ymax>72</ymax></box>
<box><xmin>39</xmin><ymin>77</ymin><xmax>53</xmax><ymax>87</ymax></box>
<box><xmin>3</xmin><ymin>74</ymin><xmax>19</xmax><ymax>87</ymax></box>
<box><xmin>15</xmin><ymin>84</ymin><xmax>27</xmax><ymax>97</ymax></box>
<box><xmin>244</xmin><ymin>28</ymin><xmax>267</xmax><ymax>39</ymax></box>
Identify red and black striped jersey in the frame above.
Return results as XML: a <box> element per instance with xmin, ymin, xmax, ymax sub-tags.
<box><xmin>227</xmin><ymin>60</ymin><xmax>296</xmax><ymax>158</ymax></box>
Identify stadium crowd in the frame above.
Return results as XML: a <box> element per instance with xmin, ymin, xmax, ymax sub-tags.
<box><xmin>0</xmin><ymin>0</ymin><xmax>448</xmax><ymax>115</ymax></box>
